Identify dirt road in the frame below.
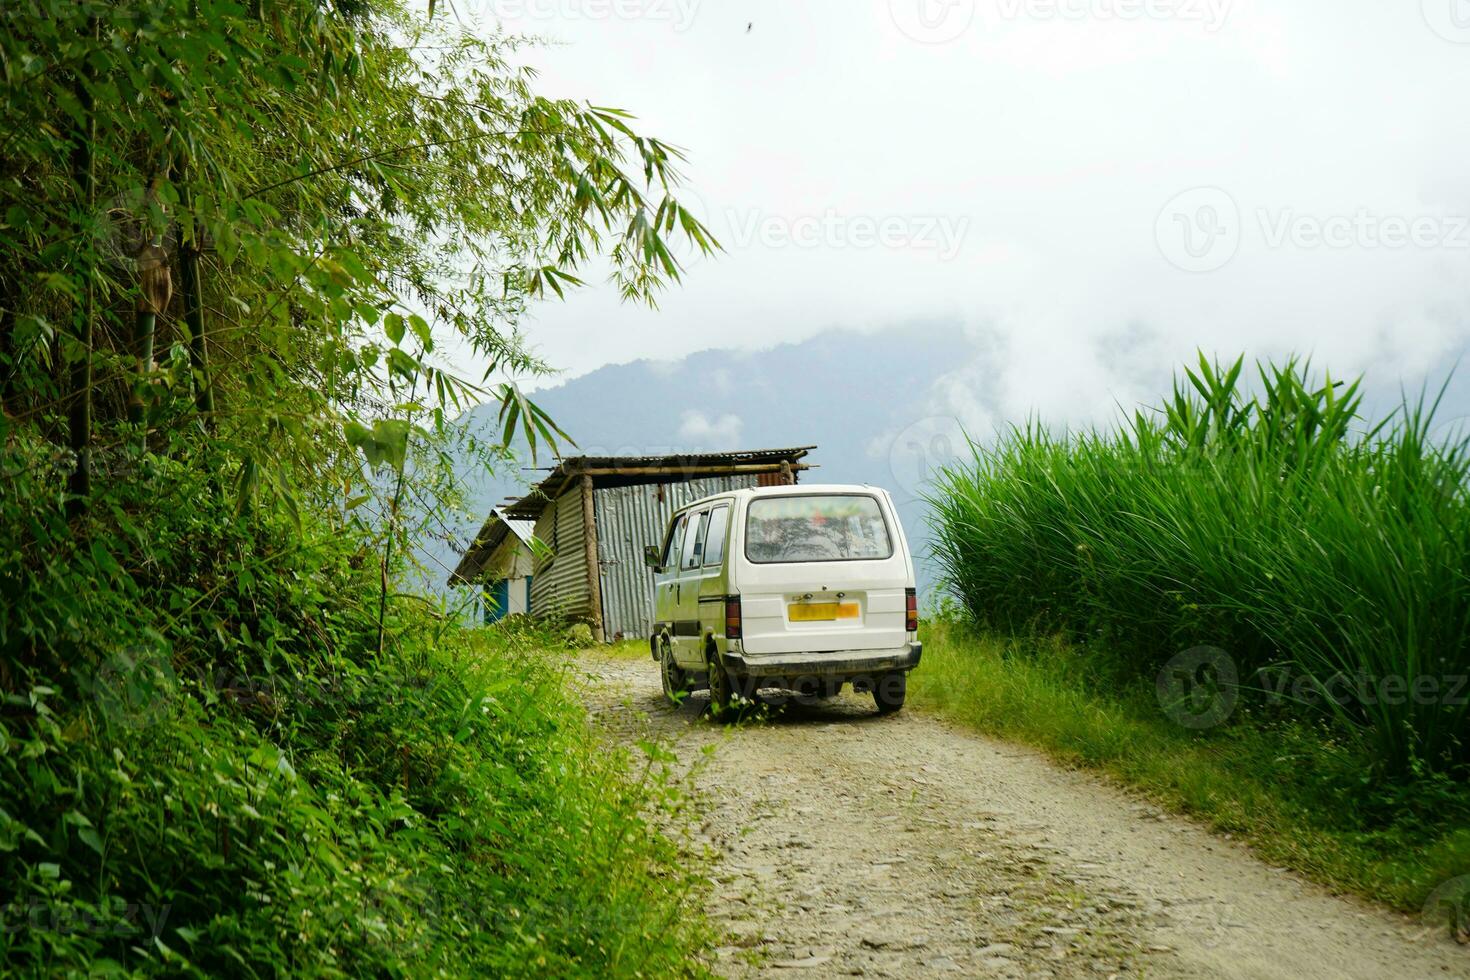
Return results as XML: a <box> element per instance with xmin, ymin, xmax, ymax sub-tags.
<box><xmin>579</xmin><ymin>653</ymin><xmax>1465</xmax><ymax>979</ymax></box>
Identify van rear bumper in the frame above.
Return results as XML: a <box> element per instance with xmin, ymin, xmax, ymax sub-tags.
<box><xmin>720</xmin><ymin>642</ymin><xmax>921</xmax><ymax>681</ymax></box>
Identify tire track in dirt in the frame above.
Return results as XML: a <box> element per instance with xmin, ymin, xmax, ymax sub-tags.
<box><xmin>580</xmin><ymin>654</ymin><xmax>1466</xmax><ymax>979</ymax></box>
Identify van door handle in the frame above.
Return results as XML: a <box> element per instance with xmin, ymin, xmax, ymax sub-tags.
<box><xmin>675</xmin><ymin>582</ymin><xmax>681</xmax><ymax>602</ymax></box>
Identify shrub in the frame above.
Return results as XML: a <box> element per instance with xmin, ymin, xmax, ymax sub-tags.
<box><xmin>1</xmin><ymin>448</ymin><xmax>705</xmax><ymax>977</ymax></box>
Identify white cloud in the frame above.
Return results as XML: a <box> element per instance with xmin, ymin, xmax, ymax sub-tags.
<box><xmin>677</xmin><ymin>410</ymin><xmax>744</xmax><ymax>447</ymax></box>
<box><xmin>448</xmin><ymin>0</ymin><xmax>1470</xmax><ymax>429</ymax></box>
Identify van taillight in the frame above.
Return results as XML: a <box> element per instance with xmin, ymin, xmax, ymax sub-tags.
<box><xmin>905</xmin><ymin>588</ymin><xmax>918</xmax><ymax>633</ymax></box>
<box><xmin>725</xmin><ymin>596</ymin><xmax>742</xmax><ymax>640</ymax></box>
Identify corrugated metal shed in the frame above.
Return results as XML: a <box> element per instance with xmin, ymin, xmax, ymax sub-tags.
<box><xmin>529</xmin><ymin>487</ymin><xmax>592</xmax><ymax>620</ymax></box>
<box><xmin>447</xmin><ymin>447</ymin><xmax>816</xmax><ymax>641</ymax></box>
<box><xmin>594</xmin><ymin>475</ymin><xmax>761</xmax><ymax>640</ymax></box>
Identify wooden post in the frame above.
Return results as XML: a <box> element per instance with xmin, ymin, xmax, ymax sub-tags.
<box><xmin>580</xmin><ymin>473</ymin><xmax>605</xmax><ymax>643</ymax></box>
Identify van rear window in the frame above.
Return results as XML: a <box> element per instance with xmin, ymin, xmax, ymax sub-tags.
<box><xmin>744</xmin><ymin>495</ymin><xmax>893</xmax><ymax>564</ymax></box>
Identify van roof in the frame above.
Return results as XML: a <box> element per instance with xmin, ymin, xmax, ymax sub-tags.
<box><xmin>676</xmin><ymin>483</ymin><xmax>888</xmax><ymax>513</ymax></box>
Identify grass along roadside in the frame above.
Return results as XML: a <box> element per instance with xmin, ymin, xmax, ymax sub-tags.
<box><xmin>601</xmin><ymin>636</ymin><xmax>656</xmax><ymax>659</ymax></box>
<box><xmin>3</xmin><ymin>599</ymin><xmax>712</xmax><ymax>975</ymax></box>
<box><xmin>907</xmin><ymin>619</ymin><xmax>1470</xmax><ymax>916</ymax></box>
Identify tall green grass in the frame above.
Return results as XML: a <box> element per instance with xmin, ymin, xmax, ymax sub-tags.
<box><xmin>929</xmin><ymin>354</ymin><xmax>1470</xmax><ymax>777</ymax></box>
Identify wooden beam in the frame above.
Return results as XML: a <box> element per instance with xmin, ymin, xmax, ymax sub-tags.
<box><xmin>580</xmin><ymin>474</ymin><xmax>605</xmax><ymax>644</ymax></box>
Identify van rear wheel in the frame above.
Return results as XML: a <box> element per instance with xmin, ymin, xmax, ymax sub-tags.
<box><xmin>873</xmin><ymin>671</ymin><xmax>906</xmax><ymax>714</ymax></box>
<box><xmin>706</xmin><ymin>651</ymin><xmax>736</xmax><ymax>718</ymax></box>
<box><xmin>659</xmin><ymin>637</ymin><xmax>689</xmax><ymax>706</ymax></box>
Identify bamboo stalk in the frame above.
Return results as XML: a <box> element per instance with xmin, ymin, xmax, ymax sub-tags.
<box><xmin>176</xmin><ymin>172</ymin><xmax>214</xmax><ymax>427</ymax></box>
<box><xmin>65</xmin><ymin>11</ymin><xmax>98</xmax><ymax>517</ymax></box>
<box><xmin>0</xmin><ymin>273</ymin><xmax>15</xmax><ymax>415</ymax></box>
<box><xmin>129</xmin><ymin>240</ymin><xmax>170</xmax><ymax>430</ymax></box>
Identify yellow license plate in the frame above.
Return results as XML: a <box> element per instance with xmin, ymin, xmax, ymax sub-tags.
<box><xmin>788</xmin><ymin>601</ymin><xmax>860</xmax><ymax>622</ymax></box>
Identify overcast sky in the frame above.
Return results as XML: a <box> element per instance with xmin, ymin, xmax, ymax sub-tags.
<box><xmin>440</xmin><ymin>0</ymin><xmax>1470</xmax><ymax>432</ymax></box>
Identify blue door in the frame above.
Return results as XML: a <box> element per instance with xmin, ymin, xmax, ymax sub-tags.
<box><xmin>485</xmin><ymin>579</ymin><xmax>510</xmax><ymax>624</ymax></box>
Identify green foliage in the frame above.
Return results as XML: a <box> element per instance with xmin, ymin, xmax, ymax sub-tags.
<box><xmin>1</xmin><ymin>0</ymin><xmax>715</xmax><ymax>517</ymax></box>
<box><xmin>929</xmin><ymin>354</ymin><xmax>1470</xmax><ymax>777</ymax></box>
<box><xmin>1</xmin><ymin>449</ymin><xmax>706</xmax><ymax>976</ymax></box>
<box><xmin>909</xmin><ymin>619</ymin><xmax>1470</xmax><ymax>912</ymax></box>
<box><xmin>1</xmin><ymin>1</ymin><xmax>717</xmax><ymax>974</ymax></box>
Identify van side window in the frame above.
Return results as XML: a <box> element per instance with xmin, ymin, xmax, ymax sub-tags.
<box><xmin>681</xmin><ymin>510</ymin><xmax>707</xmax><ymax>569</ymax></box>
<box><xmin>663</xmin><ymin>513</ymin><xmax>687</xmax><ymax>567</ymax></box>
<box><xmin>702</xmin><ymin>505</ymin><xmax>730</xmax><ymax>567</ymax></box>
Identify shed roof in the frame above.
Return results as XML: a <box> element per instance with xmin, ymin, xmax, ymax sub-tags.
<box><xmin>448</xmin><ymin>506</ymin><xmax>537</xmax><ymax>585</ymax></box>
<box><xmin>499</xmin><ymin>446</ymin><xmax>815</xmax><ymax>520</ymax></box>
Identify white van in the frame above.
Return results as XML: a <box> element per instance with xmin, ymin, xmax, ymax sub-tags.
<box><xmin>645</xmin><ymin>484</ymin><xmax>921</xmax><ymax>715</ymax></box>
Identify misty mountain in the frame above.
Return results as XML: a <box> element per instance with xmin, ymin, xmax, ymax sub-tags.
<box><xmin>418</xmin><ymin>320</ymin><xmax>976</xmax><ymax>600</ymax></box>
